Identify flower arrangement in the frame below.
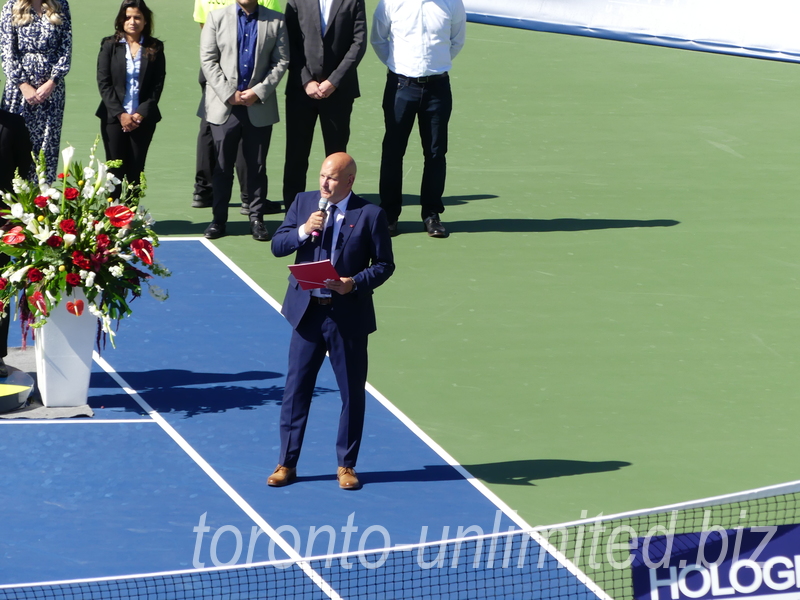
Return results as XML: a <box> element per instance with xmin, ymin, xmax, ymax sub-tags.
<box><xmin>0</xmin><ymin>141</ymin><xmax>169</xmax><ymax>347</ymax></box>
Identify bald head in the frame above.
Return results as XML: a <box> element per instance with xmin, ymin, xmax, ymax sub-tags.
<box><xmin>319</xmin><ymin>153</ymin><xmax>357</xmax><ymax>204</ymax></box>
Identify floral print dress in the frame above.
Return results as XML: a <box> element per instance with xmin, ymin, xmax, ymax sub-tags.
<box><xmin>0</xmin><ymin>0</ymin><xmax>72</xmax><ymax>183</ymax></box>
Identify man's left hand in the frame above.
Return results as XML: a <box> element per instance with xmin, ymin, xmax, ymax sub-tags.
<box><xmin>239</xmin><ymin>89</ymin><xmax>260</xmax><ymax>106</ymax></box>
<box><xmin>325</xmin><ymin>277</ymin><xmax>354</xmax><ymax>295</ymax></box>
<box><xmin>318</xmin><ymin>80</ymin><xmax>337</xmax><ymax>98</ymax></box>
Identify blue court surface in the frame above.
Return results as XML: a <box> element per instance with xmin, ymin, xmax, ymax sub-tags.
<box><xmin>0</xmin><ymin>239</ymin><xmax>600</xmax><ymax>599</ymax></box>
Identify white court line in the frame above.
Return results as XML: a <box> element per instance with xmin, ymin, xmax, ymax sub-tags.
<box><xmin>0</xmin><ymin>419</ymin><xmax>155</xmax><ymax>424</ymax></box>
<box><xmin>199</xmin><ymin>238</ymin><xmax>611</xmax><ymax>600</ymax></box>
<box><xmin>91</xmin><ymin>352</ymin><xmax>343</xmax><ymax>600</ymax></box>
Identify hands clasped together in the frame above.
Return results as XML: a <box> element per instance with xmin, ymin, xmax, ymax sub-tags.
<box><xmin>19</xmin><ymin>80</ymin><xmax>55</xmax><ymax>106</ymax></box>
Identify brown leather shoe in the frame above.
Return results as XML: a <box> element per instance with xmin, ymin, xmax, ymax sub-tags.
<box><xmin>337</xmin><ymin>467</ymin><xmax>361</xmax><ymax>490</ymax></box>
<box><xmin>267</xmin><ymin>465</ymin><xmax>296</xmax><ymax>487</ymax></box>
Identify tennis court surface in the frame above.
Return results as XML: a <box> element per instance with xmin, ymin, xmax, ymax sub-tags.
<box><xmin>0</xmin><ymin>239</ymin><xmax>601</xmax><ymax>600</ymax></box>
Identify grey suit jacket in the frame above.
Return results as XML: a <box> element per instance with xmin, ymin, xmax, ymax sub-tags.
<box><xmin>200</xmin><ymin>4</ymin><xmax>289</xmax><ymax>127</ymax></box>
<box><xmin>285</xmin><ymin>0</ymin><xmax>366</xmax><ymax>99</ymax></box>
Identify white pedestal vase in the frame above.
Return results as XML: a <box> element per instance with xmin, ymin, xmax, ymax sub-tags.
<box><xmin>34</xmin><ymin>290</ymin><xmax>96</xmax><ymax>407</ymax></box>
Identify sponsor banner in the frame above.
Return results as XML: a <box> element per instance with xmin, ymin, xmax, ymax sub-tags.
<box><xmin>463</xmin><ymin>0</ymin><xmax>800</xmax><ymax>63</ymax></box>
<box><xmin>630</xmin><ymin>523</ymin><xmax>800</xmax><ymax>600</ymax></box>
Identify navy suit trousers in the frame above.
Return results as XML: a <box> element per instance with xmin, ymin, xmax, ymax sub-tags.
<box><xmin>279</xmin><ymin>303</ymin><xmax>368</xmax><ymax>469</ymax></box>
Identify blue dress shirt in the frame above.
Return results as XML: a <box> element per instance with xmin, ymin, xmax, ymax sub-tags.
<box><xmin>237</xmin><ymin>6</ymin><xmax>259</xmax><ymax>92</ymax></box>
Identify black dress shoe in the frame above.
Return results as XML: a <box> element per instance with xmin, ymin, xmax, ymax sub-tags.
<box><xmin>192</xmin><ymin>195</ymin><xmax>212</xmax><ymax>209</ymax></box>
<box><xmin>251</xmin><ymin>219</ymin><xmax>271</xmax><ymax>241</ymax></box>
<box><xmin>423</xmin><ymin>215</ymin><xmax>448</xmax><ymax>238</ymax></box>
<box><xmin>388</xmin><ymin>221</ymin><xmax>399</xmax><ymax>237</ymax></box>
<box><xmin>204</xmin><ymin>222</ymin><xmax>226</xmax><ymax>239</ymax></box>
<box><xmin>262</xmin><ymin>200</ymin><xmax>283</xmax><ymax>215</ymax></box>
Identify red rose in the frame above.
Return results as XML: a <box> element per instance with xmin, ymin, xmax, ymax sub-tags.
<box><xmin>2</xmin><ymin>226</ymin><xmax>25</xmax><ymax>245</ymax></box>
<box><xmin>105</xmin><ymin>205</ymin><xmax>135</xmax><ymax>228</ymax></box>
<box><xmin>27</xmin><ymin>268</ymin><xmax>44</xmax><ymax>283</ymax></box>
<box><xmin>96</xmin><ymin>233</ymin><xmax>111</xmax><ymax>250</ymax></box>
<box><xmin>59</xmin><ymin>219</ymin><xmax>77</xmax><ymax>235</ymax></box>
<box><xmin>28</xmin><ymin>291</ymin><xmax>47</xmax><ymax>316</ymax></box>
<box><xmin>130</xmin><ymin>238</ymin><xmax>153</xmax><ymax>265</ymax></box>
<box><xmin>45</xmin><ymin>235</ymin><xmax>63</xmax><ymax>247</ymax></box>
<box><xmin>64</xmin><ymin>187</ymin><xmax>79</xmax><ymax>201</ymax></box>
<box><xmin>34</xmin><ymin>195</ymin><xmax>49</xmax><ymax>208</ymax></box>
<box><xmin>0</xmin><ymin>278</ymin><xmax>7</xmax><ymax>290</ymax></box>
<box><xmin>65</xmin><ymin>273</ymin><xmax>81</xmax><ymax>286</ymax></box>
<box><xmin>71</xmin><ymin>251</ymin><xmax>92</xmax><ymax>270</ymax></box>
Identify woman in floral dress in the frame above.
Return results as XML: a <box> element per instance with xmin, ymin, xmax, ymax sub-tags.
<box><xmin>0</xmin><ymin>0</ymin><xmax>71</xmax><ymax>183</ymax></box>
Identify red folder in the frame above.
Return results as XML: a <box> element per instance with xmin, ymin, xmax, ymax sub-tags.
<box><xmin>288</xmin><ymin>259</ymin><xmax>340</xmax><ymax>290</ymax></box>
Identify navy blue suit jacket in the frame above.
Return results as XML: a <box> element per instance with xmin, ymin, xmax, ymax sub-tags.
<box><xmin>272</xmin><ymin>191</ymin><xmax>395</xmax><ymax>337</ymax></box>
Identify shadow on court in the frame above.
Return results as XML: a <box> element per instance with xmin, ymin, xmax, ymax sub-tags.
<box><xmin>89</xmin><ymin>369</ymin><xmax>336</xmax><ymax>417</ymax></box>
<box><xmin>463</xmin><ymin>459</ymin><xmax>632</xmax><ymax>486</ymax></box>
<box><xmin>359</xmin><ymin>193</ymin><xmax>499</xmax><ymax>207</ymax></box>
<box><xmin>155</xmin><ymin>220</ymin><xmax>276</xmax><ymax>236</ymax></box>
<box><xmin>285</xmin><ymin>459</ymin><xmax>631</xmax><ymax>486</ymax></box>
<box><xmin>445</xmin><ymin>218</ymin><xmax>680</xmax><ymax>234</ymax></box>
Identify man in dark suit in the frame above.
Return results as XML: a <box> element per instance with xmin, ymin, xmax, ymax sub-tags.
<box><xmin>201</xmin><ymin>0</ymin><xmax>289</xmax><ymax>241</ymax></box>
<box><xmin>0</xmin><ymin>109</ymin><xmax>33</xmax><ymax>377</ymax></box>
<box><xmin>282</xmin><ymin>0</ymin><xmax>366</xmax><ymax>211</ymax></box>
<box><xmin>269</xmin><ymin>152</ymin><xmax>394</xmax><ymax>490</ymax></box>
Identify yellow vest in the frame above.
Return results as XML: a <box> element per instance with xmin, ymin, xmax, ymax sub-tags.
<box><xmin>193</xmin><ymin>0</ymin><xmax>282</xmax><ymax>24</ymax></box>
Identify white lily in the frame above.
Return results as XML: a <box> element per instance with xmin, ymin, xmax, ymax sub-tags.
<box><xmin>9</xmin><ymin>266</ymin><xmax>31</xmax><ymax>283</ymax></box>
<box><xmin>48</xmin><ymin>203</ymin><xmax>60</xmax><ymax>215</ymax></box>
<box><xmin>94</xmin><ymin>163</ymin><xmax>108</xmax><ymax>192</ymax></box>
<box><xmin>32</xmin><ymin>224</ymin><xmax>53</xmax><ymax>244</ymax></box>
<box><xmin>62</xmin><ymin>233</ymin><xmax>76</xmax><ymax>247</ymax></box>
<box><xmin>62</xmin><ymin>146</ymin><xmax>75</xmax><ymax>175</ymax></box>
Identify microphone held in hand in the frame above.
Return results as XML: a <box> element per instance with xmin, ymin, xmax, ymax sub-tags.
<box><xmin>310</xmin><ymin>197</ymin><xmax>327</xmax><ymax>244</ymax></box>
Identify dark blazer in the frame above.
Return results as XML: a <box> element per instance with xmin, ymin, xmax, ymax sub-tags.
<box><xmin>272</xmin><ymin>191</ymin><xmax>395</xmax><ymax>337</ymax></box>
<box><xmin>285</xmin><ymin>0</ymin><xmax>366</xmax><ymax>98</ymax></box>
<box><xmin>96</xmin><ymin>35</ymin><xmax>166</xmax><ymax>124</ymax></box>
<box><xmin>0</xmin><ymin>109</ymin><xmax>32</xmax><ymax>196</ymax></box>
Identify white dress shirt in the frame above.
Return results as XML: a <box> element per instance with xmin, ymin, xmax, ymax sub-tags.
<box><xmin>319</xmin><ymin>0</ymin><xmax>334</xmax><ymax>35</ymax></box>
<box><xmin>297</xmin><ymin>194</ymin><xmax>351</xmax><ymax>297</ymax></box>
<box><xmin>371</xmin><ymin>0</ymin><xmax>466</xmax><ymax>77</ymax></box>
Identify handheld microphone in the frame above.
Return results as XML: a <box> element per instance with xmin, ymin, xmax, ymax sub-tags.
<box><xmin>310</xmin><ymin>197</ymin><xmax>327</xmax><ymax>244</ymax></box>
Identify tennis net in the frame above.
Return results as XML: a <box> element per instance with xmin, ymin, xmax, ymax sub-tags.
<box><xmin>0</xmin><ymin>528</ymin><xmax>596</xmax><ymax>600</ymax></box>
<box><xmin>3</xmin><ymin>479</ymin><xmax>799</xmax><ymax>600</ymax></box>
<box><xmin>534</xmin><ymin>478</ymin><xmax>800</xmax><ymax>600</ymax></box>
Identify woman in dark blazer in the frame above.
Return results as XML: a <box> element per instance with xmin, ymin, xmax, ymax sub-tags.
<box><xmin>96</xmin><ymin>0</ymin><xmax>165</xmax><ymax>191</ymax></box>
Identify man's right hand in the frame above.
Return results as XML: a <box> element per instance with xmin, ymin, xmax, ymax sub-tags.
<box><xmin>304</xmin><ymin>80</ymin><xmax>324</xmax><ymax>100</ymax></box>
<box><xmin>303</xmin><ymin>210</ymin><xmax>326</xmax><ymax>236</ymax></box>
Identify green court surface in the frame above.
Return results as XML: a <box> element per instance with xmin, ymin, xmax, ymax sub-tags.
<box><xmin>5</xmin><ymin>0</ymin><xmax>800</xmax><ymax>529</ymax></box>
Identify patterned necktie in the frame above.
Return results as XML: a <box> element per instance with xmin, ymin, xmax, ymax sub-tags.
<box><xmin>321</xmin><ymin>203</ymin><xmax>337</xmax><ymax>262</ymax></box>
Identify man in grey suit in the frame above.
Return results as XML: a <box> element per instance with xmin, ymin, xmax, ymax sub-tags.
<box><xmin>282</xmin><ymin>0</ymin><xmax>366</xmax><ymax>211</ymax></box>
<box><xmin>201</xmin><ymin>0</ymin><xmax>289</xmax><ymax>241</ymax></box>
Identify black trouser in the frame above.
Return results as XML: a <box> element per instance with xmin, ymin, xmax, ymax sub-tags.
<box><xmin>210</xmin><ymin>105</ymin><xmax>272</xmax><ymax>224</ymax></box>
<box><xmin>0</xmin><ymin>253</ymin><xmax>8</xmax><ymax>357</ymax></box>
<box><xmin>282</xmin><ymin>89</ymin><xmax>353</xmax><ymax>210</ymax></box>
<box><xmin>379</xmin><ymin>71</ymin><xmax>452</xmax><ymax>222</ymax></box>
<box><xmin>194</xmin><ymin>69</ymin><xmax>253</xmax><ymax>204</ymax></box>
<box><xmin>100</xmin><ymin>118</ymin><xmax>156</xmax><ymax>193</ymax></box>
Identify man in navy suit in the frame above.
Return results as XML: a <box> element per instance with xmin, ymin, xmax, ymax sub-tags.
<box><xmin>269</xmin><ymin>152</ymin><xmax>395</xmax><ymax>490</ymax></box>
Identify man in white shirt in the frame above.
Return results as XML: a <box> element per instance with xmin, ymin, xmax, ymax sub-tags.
<box><xmin>371</xmin><ymin>0</ymin><xmax>466</xmax><ymax>238</ymax></box>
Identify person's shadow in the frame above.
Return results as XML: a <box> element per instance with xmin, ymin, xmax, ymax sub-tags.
<box><xmin>89</xmin><ymin>369</ymin><xmax>337</xmax><ymax>418</ymax></box>
<box><xmin>295</xmin><ymin>458</ymin><xmax>632</xmax><ymax>485</ymax></box>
